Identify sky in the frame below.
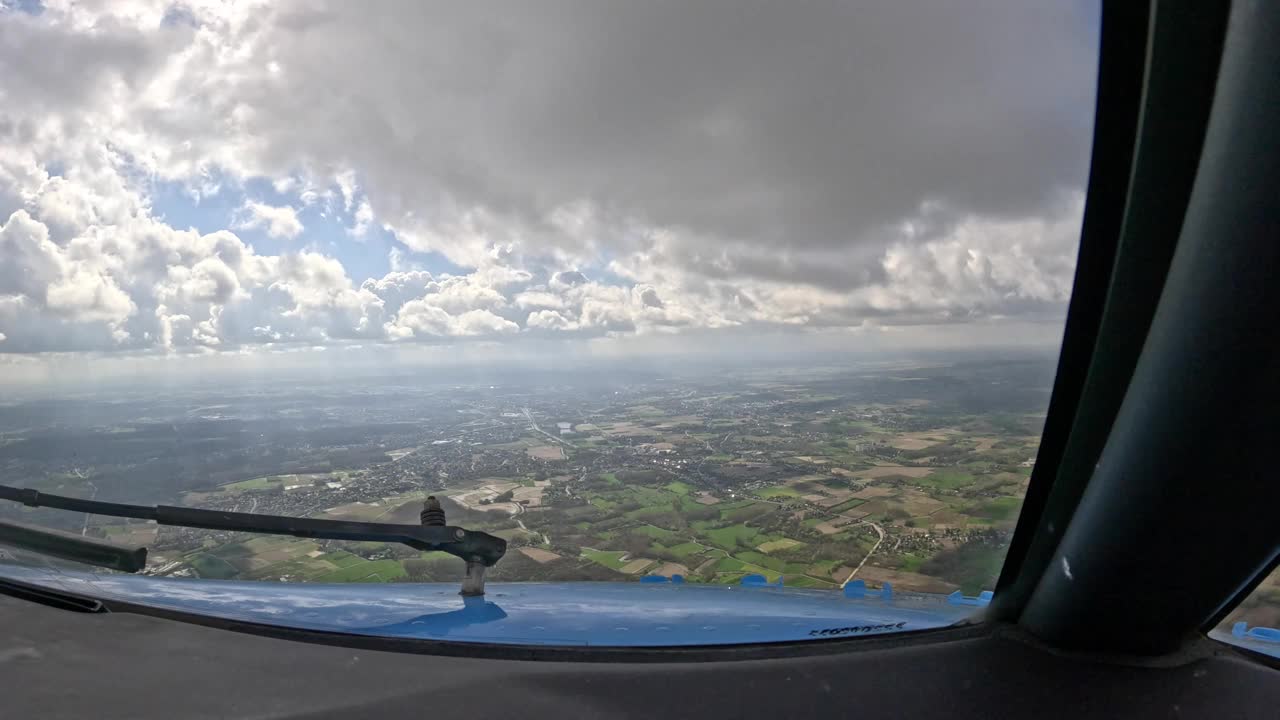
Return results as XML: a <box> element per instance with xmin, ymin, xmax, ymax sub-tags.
<box><xmin>0</xmin><ymin>1</ymin><xmax>1099</xmax><ymax>385</ymax></box>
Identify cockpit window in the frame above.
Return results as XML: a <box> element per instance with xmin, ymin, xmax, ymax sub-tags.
<box><xmin>0</xmin><ymin>1</ymin><xmax>1099</xmax><ymax>648</ymax></box>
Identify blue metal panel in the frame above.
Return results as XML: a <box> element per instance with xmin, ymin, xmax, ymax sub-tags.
<box><xmin>1209</xmin><ymin>626</ymin><xmax>1280</xmax><ymax>659</ymax></box>
<box><xmin>739</xmin><ymin>574</ymin><xmax>783</xmax><ymax>588</ymax></box>
<box><xmin>1232</xmin><ymin>621</ymin><xmax>1280</xmax><ymax>642</ymax></box>
<box><xmin>844</xmin><ymin>580</ymin><xmax>893</xmax><ymax>600</ymax></box>
<box><xmin>947</xmin><ymin>590</ymin><xmax>994</xmax><ymax>607</ymax></box>
<box><xmin>0</xmin><ymin>564</ymin><xmax>977</xmax><ymax>648</ymax></box>
<box><xmin>1206</xmin><ymin>622</ymin><xmax>1280</xmax><ymax>659</ymax></box>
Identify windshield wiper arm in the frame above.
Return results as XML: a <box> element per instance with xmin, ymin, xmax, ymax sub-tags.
<box><xmin>0</xmin><ymin>486</ymin><xmax>506</xmax><ymax>595</ymax></box>
<box><xmin>0</xmin><ymin>519</ymin><xmax>147</xmax><ymax>573</ymax></box>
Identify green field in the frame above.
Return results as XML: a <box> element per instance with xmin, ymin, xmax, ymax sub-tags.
<box><xmin>757</xmin><ymin>485</ymin><xmax>800</xmax><ymax>499</ymax></box>
<box><xmin>665</xmin><ymin>481</ymin><xmax>694</xmax><ymax>495</ymax></box>
<box><xmin>918</xmin><ymin>470</ymin><xmax>977</xmax><ymax>490</ymax></box>
<box><xmin>625</xmin><ymin>506</ymin><xmax>671</xmax><ymax>519</ymax></box>
<box><xmin>667</xmin><ymin>542</ymin><xmax>704</xmax><ymax>558</ymax></box>
<box><xmin>973</xmin><ymin>496</ymin><xmax>1023</xmax><ymax>521</ymax></box>
<box><xmin>722</xmin><ymin>502</ymin><xmax>774</xmax><ymax>523</ymax></box>
<box><xmin>314</xmin><ymin>559</ymin><xmax>407</xmax><ymax>583</ymax></box>
<box><xmin>714</xmin><ymin>557</ymin><xmax>747</xmax><ymax>572</ymax></box>
<box><xmin>495</xmin><ymin>528</ymin><xmax>540</xmax><ymax>542</ymax></box>
<box><xmin>736</xmin><ymin>551</ymin><xmax>786</xmax><ymax>572</ymax></box>
<box><xmin>582</xmin><ymin>549</ymin><xmax>629</xmax><ymax>570</ymax></box>
<box><xmin>207</xmin><ymin>542</ymin><xmax>252</xmax><ymax>559</ymax></box>
<box><xmin>221</xmin><ymin>476</ymin><xmax>283</xmax><ymax>491</ymax></box>
<box><xmin>677</xmin><ymin>496</ymin><xmax>705</xmax><ymax>512</ymax></box>
<box><xmin>787</xmin><ymin>575</ymin><xmax>837</xmax><ymax>589</ymax></box>
<box><xmin>634</xmin><ymin>524</ymin><xmax>679</xmax><ymax>541</ymax></box>
<box><xmin>757</xmin><ymin>538</ymin><xmax>803</xmax><ymax>553</ymax></box>
<box><xmin>322</xmin><ymin>551</ymin><xmax>365</xmax><ymax>568</ymax></box>
<box><xmin>705</xmin><ymin>524</ymin><xmax>760</xmax><ymax>549</ymax></box>
<box><xmin>243</xmin><ymin>536</ymin><xmax>297</xmax><ymax>553</ymax></box>
<box><xmin>807</xmin><ymin>560</ymin><xmax>838</xmax><ymax>575</ymax></box>
<box><xmin>828</xmin><ymin>497</ymin><xmax>868</xmax><ymax>514</ymax></box>
<box><xmin>714</xmin><ymin>565</ymin><xmax>781</xmax><ymax>583</ymax></box>
<box><xmin>187</xmin><ymin>553</ymin><xmax>238</xmax><ymax>579</ymax></box>
<box><xmin>627</xmin><ymin>485</ymin><xmax>675</xmax><ymax>504</ymax></box>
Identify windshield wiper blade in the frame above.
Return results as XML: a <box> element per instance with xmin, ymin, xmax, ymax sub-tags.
<box><xmin>0</xmin><ymin>519</ymin><xmax>147</xmax><ymax>573</ymax></box>
<box><xmin>0</xmin><ymin>485</ymin><xmax>507</xmax><ymax>595</ymax></box>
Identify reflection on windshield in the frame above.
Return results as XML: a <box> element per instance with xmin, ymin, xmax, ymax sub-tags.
<box><xmin>0</xmin><ymin>562</ymin><xmax>980</xmax><ymax>646</ymax></box>
<box><xmin>354</xmin><ymin>596</ymin><xmax>509</xmax><ymax>638</ymax></box>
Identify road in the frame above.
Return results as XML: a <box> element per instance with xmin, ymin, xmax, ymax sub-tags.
<box><xmin>522</xmin><ymin>407</ymin><xmax>576</xmax><ymax>449</ymax></box>
<box><xmin>840</xmin><ymin>520</ymin><xmax>886</xmax><ymax>588</ymax></box>
<box><xmin>506</xmin><ymin>497</ymin><xmax>552</xmax><ymax>540</ymax></box>
<box><xmin>744</xmin><ymin>491</ymin><xmax>888</xmax><ymax>587</ymax></box>
<box><xmin>512</xmin><ymin>504</ymin><xmax>551</xmax><ymax>546</ymax></box>
<box><xmin>451</xmin><ymin>483</ymin><xmax>554</xmax><ymax>546</ymax></box>
<box><xmin>80</xmin><ymin>479</ymin><xmax>98</xmax><ymax>536</ymax></box>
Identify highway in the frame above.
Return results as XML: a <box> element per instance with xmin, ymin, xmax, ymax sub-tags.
<box><xmin>522</xmin><ymin>407</ymin><xmax>576</xmax><ymax>449</ymax></box>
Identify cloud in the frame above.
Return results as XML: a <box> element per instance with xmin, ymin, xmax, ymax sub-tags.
<box><xmin>0</xmin><ymin>1</ymin><xmax>1098</xmax><ymax>363</ymax></box>
<box><xmin>551</xmin><ymin>271</ymin><xmax>590</xmax><ymax>289</ymax></box>
<box><xmin>233</xmin><ymin>200</ymin><xmax>304</xmax><ymax>239</ymax></box>
<box><xmin>513</xmin><ymin>290</ymin><xmax>565</xmax><ymax>310</ymax></box>
<box><xmin>386</xmin><ymin>302</ymin><xmax>518</xmax><ymax>339</ymax></box>
<box><xmin>348</xmin><ymin>199</ymin><xmax>373</xmax><ymax>237</ymax></box>
<box><xmin>526</xmin><ymin>309</ymin><xmax>574</xmax><ymax>330</ymax></box>
<box><xmin>75</xmin><ymin>0</ymin><xmax>1092</xmax><ymax>280</ymax></box>
<box><xmin>637</xmin><ymin>286</ymin><xmax>664</xmax><ymax>309</ymax></box>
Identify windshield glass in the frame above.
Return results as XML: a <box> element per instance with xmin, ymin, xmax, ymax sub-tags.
<box><xmin>0</xmin><ymin>1</ymin><xmax>1099</xmax><ymax>647</ymax></box>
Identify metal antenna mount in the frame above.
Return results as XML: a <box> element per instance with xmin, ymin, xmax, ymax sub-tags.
<box><xmin>421</xmin><ymin>495</ymin><xmax>488</xmax><ymax>596</ymax></box>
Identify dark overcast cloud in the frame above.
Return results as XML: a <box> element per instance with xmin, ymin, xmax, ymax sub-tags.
<box><xmin>219</xmin><ymin>1</ymin><xmax>1098</xmax><ymax>261</ymax></box>
<box><xmin>0</xmin><ymin>1</ymin><xmax>1097</xmax><ymax>363</ymax></box>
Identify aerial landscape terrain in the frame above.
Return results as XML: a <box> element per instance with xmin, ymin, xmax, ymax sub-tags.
<box><xmin>0</xmin><ymin>353</ymin><xmax>1056</xmax><ymax>595</ymax></box>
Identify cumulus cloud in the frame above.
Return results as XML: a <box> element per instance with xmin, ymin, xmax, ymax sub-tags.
<box><xmin>349</xmin><ymin>199</ymin><xmax>374</xmax><ymax>237</ymax></box>
<box><xmin>234</xmin><ymin>201</ymin><xmax>304</xmax><ymax>239</ymax></box>
<box><xmin>551</xmin><ymin>271</ymin><xmax>590</xmax><ymax>289</ymax></box>
<box><xmin>0</xmin><ymin>1</ymin><xmax>1098</xmax><ymax>362</ymax></box>
<box><xmin>526</xmin><ymin>309</ymin><xmax>574</xmax><ymax>331</ymax></box>
<box><xmin>386</xmin><ymin>303</ymin><xmax>518</xmax><ymax>339</ymax></box>
<box><xmin>72</xmin><ymin>0</ymin><xmax>1093</xmax><ymax>278</ymax></box>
